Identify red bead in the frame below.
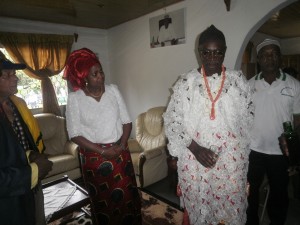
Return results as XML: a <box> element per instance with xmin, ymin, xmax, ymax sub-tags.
<box><xmin>210</xmin><ymin>107</ymin><xmax>215</xmax><ymax>120</ymax></box>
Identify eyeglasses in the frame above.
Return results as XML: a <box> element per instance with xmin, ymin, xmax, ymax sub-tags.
<box><xmin>199</xmin><ymin>49</ymin><xmax>225</xmax><ymax>58</ymax></box>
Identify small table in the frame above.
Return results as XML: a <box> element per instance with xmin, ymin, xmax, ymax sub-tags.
<box><xmin>42</xmin><ymin>176</ymin><xmax>90</xmax><ymax>223</ymax></box>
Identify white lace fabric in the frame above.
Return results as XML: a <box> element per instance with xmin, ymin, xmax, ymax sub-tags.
<box><xmin>163</xmin><ymin>69</ymin><xmax>254</xmax><ymax>225</ymax></box>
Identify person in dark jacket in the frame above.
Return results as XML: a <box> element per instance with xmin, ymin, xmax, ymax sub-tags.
<box><xmin>0</xmin><ymin>53</ymin><xmax>53</xmax><ymax>225</ymax></box>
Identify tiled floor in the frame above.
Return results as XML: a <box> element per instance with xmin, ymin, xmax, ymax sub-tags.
<box><xmin>144</xmin><ymin>176</ymin><xmax>300</xmax><ymax>225</ymax></box>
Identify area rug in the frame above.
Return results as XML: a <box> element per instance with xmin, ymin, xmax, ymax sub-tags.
<box><xmin>47</xmin><ymin>205</ymin><xmax>92</xmax><ymax>225</ymax></box>
<box><xmin>48</xmin><ymin>190</ymin><xmax>183</xmax><ymax>225</ymax></box>
<box><xmin>141</xmin><ymin>191</ymin><xmax>183</xmax><ymax>225</ymax></box>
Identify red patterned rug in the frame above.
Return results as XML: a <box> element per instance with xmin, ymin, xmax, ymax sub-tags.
<box><xmin>48</xmin><ymin>190</ymin><xmax>183</xmax><ymax>225</ymax></box>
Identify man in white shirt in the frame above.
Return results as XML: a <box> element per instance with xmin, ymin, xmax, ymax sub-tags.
<box><xmin>246</xmin><ymin>39</ymin><xmax>300</xmax><ymax>225</ymax></box>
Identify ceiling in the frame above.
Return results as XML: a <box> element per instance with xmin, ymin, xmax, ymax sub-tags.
<box><xmin>0</xmin><ymin>0</ymin><xmax>299</xmax><ymax>38</ymax></box>
<box><xmin>0</xmin><ymin>0</ymin><xmax>183</xmax><ymax>29</ymax></box>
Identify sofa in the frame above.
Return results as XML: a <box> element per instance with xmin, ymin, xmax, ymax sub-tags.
<box><xmin>34</xmin><ymin>113</ymin><xmax>81</xmax><ymax>183</ymax></box>
<box><xmin>128</xmin><ymin>106</ymin><xmax>168</xmax><ymax>188</ymax></box>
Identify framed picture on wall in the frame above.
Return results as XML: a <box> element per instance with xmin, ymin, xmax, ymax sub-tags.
<box><xmin>149</xmin><ymin>8</ymin><xmax>186</xmax><ymax>48</ymax></box>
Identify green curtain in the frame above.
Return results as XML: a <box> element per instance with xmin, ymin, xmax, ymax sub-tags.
<box><xmin>0</xmin><ymin>32</ymin><xmax>74</xmax><ymax>116</ymax></box>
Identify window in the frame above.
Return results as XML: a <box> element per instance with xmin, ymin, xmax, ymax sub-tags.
<box><xmin>1</xmin><ymin>48</ymin><xmax>68</xmax><ymax>109</ymax></box>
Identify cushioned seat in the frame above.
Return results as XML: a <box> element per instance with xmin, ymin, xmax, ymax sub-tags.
<box><xmin>128</xmin><ymin>106</ymin><xmax>168</xmax><ymax>187</ymax></box>
<box><xmin>34</xmin><ymin>113</ymin><xmax>81</xmax><ymax>183</ymax></box>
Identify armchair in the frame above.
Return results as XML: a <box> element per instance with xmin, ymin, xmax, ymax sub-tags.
<box><xmin>128</xmin><ymin>106</ymin><xmax>168</xmax><ymax>188</ymax></box>
<box><xmin>34</xmin><ymin>113</ymin><xmax>81</xmax><ymax>183</ymax></box>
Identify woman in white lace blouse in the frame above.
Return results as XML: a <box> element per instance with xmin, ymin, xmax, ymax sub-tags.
<box><xmin>63</xmin><ymin>48</ymin><xmax>141</xmax><ymax>225</ymax></box>
<box><xmin>163</xmin><ymin>25</ymin><xmax>253</xmax><ymax>225</ymax></box>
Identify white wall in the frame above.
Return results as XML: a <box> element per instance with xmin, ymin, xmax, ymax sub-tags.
<box><xmin>108</xmin><ymin>0</ymin><xmax>296</xmax><ymax>136</ymax></box>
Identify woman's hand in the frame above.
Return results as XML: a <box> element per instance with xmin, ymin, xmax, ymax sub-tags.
<box><xmin>100</xmin><ymin>145</ymin><xmax>123</xmax><ymax>160</ymax></box>
<box><xmin>189</xmin><ymin>140</ymin><xmax>218</xmax><ymax>168</ymax></box>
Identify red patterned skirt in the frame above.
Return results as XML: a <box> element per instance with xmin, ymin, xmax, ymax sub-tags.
<box><xmin>79</xmin><ymin>143</ymin><xmax>141</xmax><ymax>225</ymax></box>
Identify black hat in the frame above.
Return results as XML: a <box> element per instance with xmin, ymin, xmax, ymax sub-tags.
<box><xmin>198</xmin><ymin>25</ymin><xmax>226</xmax><ymax>46</ymax></box>
<box><xmin>0</xmin><ymin>52</ymin><xmax>26</xmax><ymax>70</ymax></box>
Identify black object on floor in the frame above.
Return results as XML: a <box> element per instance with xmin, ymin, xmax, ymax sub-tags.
<box><xmin>141</xmin><ymin>177</ymin><xmax>181</xmax><ymax>211</ymax></box>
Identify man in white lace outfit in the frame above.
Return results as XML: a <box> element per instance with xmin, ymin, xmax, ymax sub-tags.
<box><xmin>163</xmin><ymin>25</ymin><xmax>253</xmax><ymax>225</ymax></box>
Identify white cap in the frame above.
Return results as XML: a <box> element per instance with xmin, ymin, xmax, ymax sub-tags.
<box><xmin>256</xmin><ymin>39</ymin><xmax>280</xmax><ymax>54</ymax></box>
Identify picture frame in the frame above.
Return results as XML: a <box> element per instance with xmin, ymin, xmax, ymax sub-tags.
<box><xmin>149</xmin><ymin>8</ymin><xmax>186</xmax><ymax>48</ymax></box>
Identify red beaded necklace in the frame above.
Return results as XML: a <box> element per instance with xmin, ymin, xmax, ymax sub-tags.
<box><xmin>202</xmin><ymin>65</ymin><xmax>226</xmax><ymax>120</ymax></box>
